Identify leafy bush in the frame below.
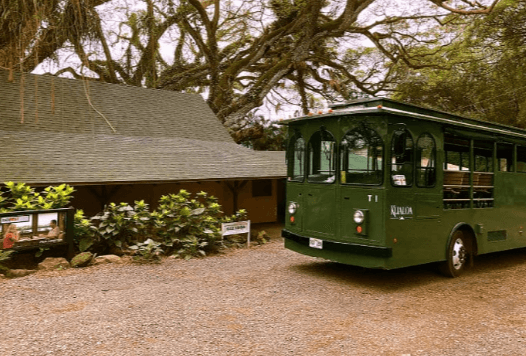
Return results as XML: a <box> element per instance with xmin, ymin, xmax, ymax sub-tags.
<box><xmin>0</xmin><ymin>249</ymin><xmax>13</xmax><ymax>262</ymax></box>
<box><xmin>73</xmin><ymin>210</ymin><xmax>98</xmax><ymax>252</ymax></box>
<box><xmin>39</xmin><ymin>184</ymin><xmax>75</xmax><ymax>209</ymax></box>
<box><xmin>129</xmin><ymin>239</ymin><xmax>164</xmax><ymax>263</ymax></box>
<box><xmin>90</xmin><ymin>200</ymin><xmax>151</xmax><ymax>252</ymax></box>
<box><xmin>0</xmin><ymin>183</ymin><xmax>250</xmax><ymax>262</ymax></box>
<box><xmin>0</xmin><ymin>249</ymin><xmax>14</xmax><ymax>275</ymax></box>
<box><xmin>83</xmin><ymin>190</ymin><xmax>247</xmax><ymax>259</ymax></box>
<box><xmin>151</xmin><ymin>190</ymin><xmax>225</xmax><ymax>258</ymax></box>
<box><xmin>0</xmin><ymin>182</ymin><xmax>75</xmax><ymax>212</ymax></box>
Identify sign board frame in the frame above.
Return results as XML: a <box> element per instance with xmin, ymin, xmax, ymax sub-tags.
<box><xmin>221</xmin><ymin>220</ymin><xmax>251</xmax><ymax>247</ymax></box>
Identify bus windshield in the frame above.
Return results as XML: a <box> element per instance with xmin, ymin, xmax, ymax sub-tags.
<box><xmin>340</xmin><ymin>126</ymin><xmax>383</xmax><ymax>185</ymax></box>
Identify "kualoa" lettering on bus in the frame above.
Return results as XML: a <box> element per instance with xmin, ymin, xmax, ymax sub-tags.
<box><xmin>390</xmin><ymin>205</ymin><xmax>413</xmax><ymax>220</ymax></box>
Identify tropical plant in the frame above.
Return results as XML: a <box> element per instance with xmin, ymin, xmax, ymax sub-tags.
<box><xmin>152</xmin><ymin>190</ymin><xmax>250</xmax><ymax>258</ymax></box>
<box><xmin>90</xmin><ymin>201</ymin><xmax>151</xmax><ymax>251</ymax></box>
<box><xmin>0</xmin><ymin>249</ymin><xmax>14</xmax><ymax>264</ymax></box>
<box><xmin>1</xmin><ymin>182</ymin><xmax>37</xmax><ymax>212</ymax></box>
<box><xmin>73</xmin><ymin>210</ymin><xmax>98</xmax><ymax>252</ymax></box>
<box><xmin>129</xmin><ymin>239</ymin><xmax>164</xmax><ymax>263</ymax></box>
<box><xmin>39</xmin><ymin>184</ymin><xmax>76</xmax><ymax>209</ymax></box>
<box><xmin>152</xmin><ymin>190</ymin><xmax>223</xmax><ymax>257</ymax></box>
<box><xmin>0</xmin><ymin>182</ymin><xmax>75</xmax><ymax>212</ymax></box>
<box><xmin>0</xmin><ymin>249</ymin><xmax>14</xmax><ymax>275</ymax></box>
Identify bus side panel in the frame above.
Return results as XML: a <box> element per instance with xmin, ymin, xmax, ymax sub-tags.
<box><xmin>475</xmin><ymin>172</ymin><xmax>526</xmax><ymax>254</ymax></box>
<box><xmin>385</xmin><ymin>190</ymin><xmax>447</xmax><ymax>269</ymax></box>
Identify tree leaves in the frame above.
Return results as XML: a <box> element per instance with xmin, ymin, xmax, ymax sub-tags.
<box><xmin>0</xmin><ymin>0</ymin><xmax>502</xmax><ymax>141</ymax></box>
<box><xmin>393</xmin><ymin>0</ymin><xmax>526</xmax><ymax>128</ymax></box>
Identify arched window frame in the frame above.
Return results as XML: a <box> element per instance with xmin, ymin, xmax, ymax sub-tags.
<box><xmin>390</xmin><ymin>128</ymin><xmax>414</xmax><ymax>187</ymax></box>
<box><xmin>307</xmin><ymin>128</ymin><xmax>336</xmax><ymax>184</ymax></box>
<box><xmin>340</xmin><ymin>126</ymin><xmax>384</xmax><ymax>186</ymax></box>
<box><xmin>287</xmin><ymin>132</ymin><xmax>305</xmax><ymax>182</ymax></box>
<box><xmin>416</xmin><ymin>133</ymin><xmax>437</xmax><ymax>188</ymax></box>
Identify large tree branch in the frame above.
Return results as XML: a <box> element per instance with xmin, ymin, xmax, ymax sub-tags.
<box><xmin>430</xmin><ymin>0</ymin><xmax>500</xmax><ymax>14</ymax></box>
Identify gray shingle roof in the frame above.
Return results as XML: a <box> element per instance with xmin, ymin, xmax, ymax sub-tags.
<box><xmin>0</xmin><ymin>70</ymin><xmax>286</xmax><ymax>185</ymax></box>
<box><xmin>0</xmin><ymin>70</ymin><xmax>233</xmax><ymax>142</ymax></box>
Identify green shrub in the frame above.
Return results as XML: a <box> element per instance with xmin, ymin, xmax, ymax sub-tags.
<box><xmin>83</xmin><ymin>191</ymin><xmax>247</xmax><ymax>259</ymax></box>
<box><xmin>0</xmin><ymin>182</ymin><xmax>75</xmax><ymax>212</ymax></box>
<box><xmin>151</xmin><ymin>190</ymin><xmax>248</xmax><ymax>259</ymax></box>
<box><xmin>0</xmin><ymin>183</ymin><xmax>250</xmax><ymax>261</ymax></box>
<box><xmin>73</xmin><ymin>210</ymin><xmax>98</xmax><ymax>252</ymax></box>
<box><xmin>129</xmin><ymin>239</ymin><xmax>164</xmax><ymax>263</ymax></box>
<box><xmin>0</xmin><ymin>249</ymin><xmax>14</xmax><ymax>263</ymax></box>
<box><xmin>0</xmin><ymin>249</ymin><xmax>14</xmax><ymax>275</ymax></box>
<box><xmin>91</xmin><ymin>200</ymin><xmax>151</xmax><ymax>251</ymax></box>
<box><xmin>39</xmin><ymin>184</ymin><xmax>75</xmax><ymax>209</ymax></box>
<box><xmin>151</xmin><ymin>190</ymin><xmax>223</xmax><ymax>258</ymax></box>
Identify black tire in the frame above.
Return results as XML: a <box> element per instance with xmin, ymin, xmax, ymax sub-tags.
<box><xmin>440</xmin><ymin>230</ymin><xmax>469</xmax><ymax>278</ymax></box>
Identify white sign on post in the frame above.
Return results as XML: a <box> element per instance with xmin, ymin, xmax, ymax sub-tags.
<box><xmin>221</xmin><ymin>220</ymin><xmax>251</xmax><ymax>247</ymax></box>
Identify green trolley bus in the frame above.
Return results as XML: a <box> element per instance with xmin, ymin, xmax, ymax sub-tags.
<box><xmin>281</xmin><ymin>97</ymin><xmax>526</xmax><ymax>277</ymax></box>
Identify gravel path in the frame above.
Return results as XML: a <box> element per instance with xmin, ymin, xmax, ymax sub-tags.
<box><xmin>2</xmin><ymin>228</ymin><xmax>526</xmax><ymax>356</ymax></box>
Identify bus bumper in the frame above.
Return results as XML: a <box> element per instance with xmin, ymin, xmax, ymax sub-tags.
<box><xmin>282</xmin><ymin>229</ymin><xmax>392</xmax><ymax>268</ymax></box>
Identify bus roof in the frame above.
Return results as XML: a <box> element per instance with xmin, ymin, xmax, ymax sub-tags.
<box><xmin>280</xmin><ymin>97</ymin><xmax>526</xmax><ymax>140</ymax></box>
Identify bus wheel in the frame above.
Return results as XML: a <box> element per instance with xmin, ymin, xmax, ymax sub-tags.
<box><xmin>440</xmin><ymin>230</ymin><xmax>469</xmax><ymax>278</ymax></box>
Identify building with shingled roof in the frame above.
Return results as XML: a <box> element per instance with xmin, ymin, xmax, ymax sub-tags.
<box><xmin>0</xmin><ymin>69</ymin><xmax>286</xmax><ymax>223</ymax></box>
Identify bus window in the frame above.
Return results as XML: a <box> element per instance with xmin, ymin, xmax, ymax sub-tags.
<box><xmin>444</xmin><ymin>137</ymin><xmax>470</xmax><ymax>171</ymax></box>
<box><xmin>497</xmin><ymin>143</ymin><xmax>513</xmax><ymax>172</ymax></box>
<box><xmin>518</xmin><ymin>146</ymin><xmax>526</xmax><ymax>173</ymax></box>
<box><xmin>416</xmin><ymin>133</ymin><xmax>436</xmax><ymax>187</ymax></box>
<box><xmin>288</xmin><ymin>135</ymin><xmax>305</xmax><ymax>182</ymax></box>
<box><xmin>307</xmin><ymin>129</ymin><xmax>336</xmax><ymax>183</ymax></box>
<box><xmin>390</xmin><ymin>129</ymin><xmax>414</xmax><ymax>186</ymax></box>
<box><xmin>473</xmin><ymin>140</ymin><xmax>494</xmax><ymax>208</ymax></box>
<box><xmin>340</xmin><ymin>127</ymin><xmax>383</xmax><ymax>185</ymax></box>
<box><xmin>474</xmin><ymin>141</ymin><xmax>493</xmax><ymax>172</ymax></box>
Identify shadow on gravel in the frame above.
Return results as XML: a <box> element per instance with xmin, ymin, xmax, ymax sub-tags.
<box><xmin>469</xmin><ymin>247</ymin><xmax>526</xmax><ymax>274</ymax></box>
<box><xmin>288</xmin><ymin>247</ymin><xmax>526</xmax><ymax>291</ymax></box>
<box><xmin>290</xmin><ymin>261</ymin><xmax>441</xmax><ymax>291</ymax></box>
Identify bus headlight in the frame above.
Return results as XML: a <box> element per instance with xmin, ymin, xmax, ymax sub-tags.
<box><xmin>353</xmin><ymin>210</ymin><xmax>365</xmax><ymax>224</ymax></box>
<box><xmin>288</xmin><ymin>202</ymin><xmax>298</xmax><ymax>215</ymax></box>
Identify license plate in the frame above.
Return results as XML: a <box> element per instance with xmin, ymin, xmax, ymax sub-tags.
<box><xmin>309</xmin><ymin>238</ymin><xmax>323</xmax><ymax>249</ymax></box>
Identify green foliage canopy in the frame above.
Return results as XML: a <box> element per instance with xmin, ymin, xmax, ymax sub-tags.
<box><xmin>393</xmin><ymin>0</ymin><xmax>526</xmax><ymax>127</ymax></box>
<box><xmin>0</xmin><ymin>0</ymin><xmax>501</xmax><ymax>141</ymax></box>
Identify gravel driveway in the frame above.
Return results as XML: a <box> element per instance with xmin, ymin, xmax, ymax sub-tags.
<box><xmin>2</xmin><ymin>226</ymin><xmax>526</xmax><ymax>356</ymax></box>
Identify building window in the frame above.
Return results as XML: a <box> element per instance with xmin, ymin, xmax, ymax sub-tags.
<box><xmin>252</xmin><ymin>180</ymin><xmax>272</xmax><ymax>197</ymax></box>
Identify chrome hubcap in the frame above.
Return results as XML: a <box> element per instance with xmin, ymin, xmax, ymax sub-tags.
<box><xmin>452</xmin><ymin>238</ymin><xmax>466</xmax><ymax>270</ymax></box>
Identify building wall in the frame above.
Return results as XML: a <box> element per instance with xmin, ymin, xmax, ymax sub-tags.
<box><xmin>70</xmin><ymin>179</ymin><xmax>284</xmax><ymax>223</ymax></box>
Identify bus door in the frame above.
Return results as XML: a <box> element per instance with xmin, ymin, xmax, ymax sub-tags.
<box><xmin>339</xmin><ymin>126</ymin><xmax>385</xmax><ymax>242</ymax></box>
<box><xmin>414</xmin><ymin>133</ymin><xmax>440</xmax><ymax>219</ymax></box>
<box><xmin>387</xmin><ymin>126</ymin><xmax>417</xmax><ymax>225</ymax></box>
<box><xmin>303</xmin><ymin>128</ymin><xmax>337</xmax><ymax>236</ymax></box>
<box><xmin>388</xmin><ymin>130</ymin><xmax>440</xmax><ymax>221</ymax></box>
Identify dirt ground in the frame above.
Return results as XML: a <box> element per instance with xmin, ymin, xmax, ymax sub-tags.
<box><xmin>2</xmin><ymin>224</ymin><xmax>526</xmax><ymax>355</ymax></box>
